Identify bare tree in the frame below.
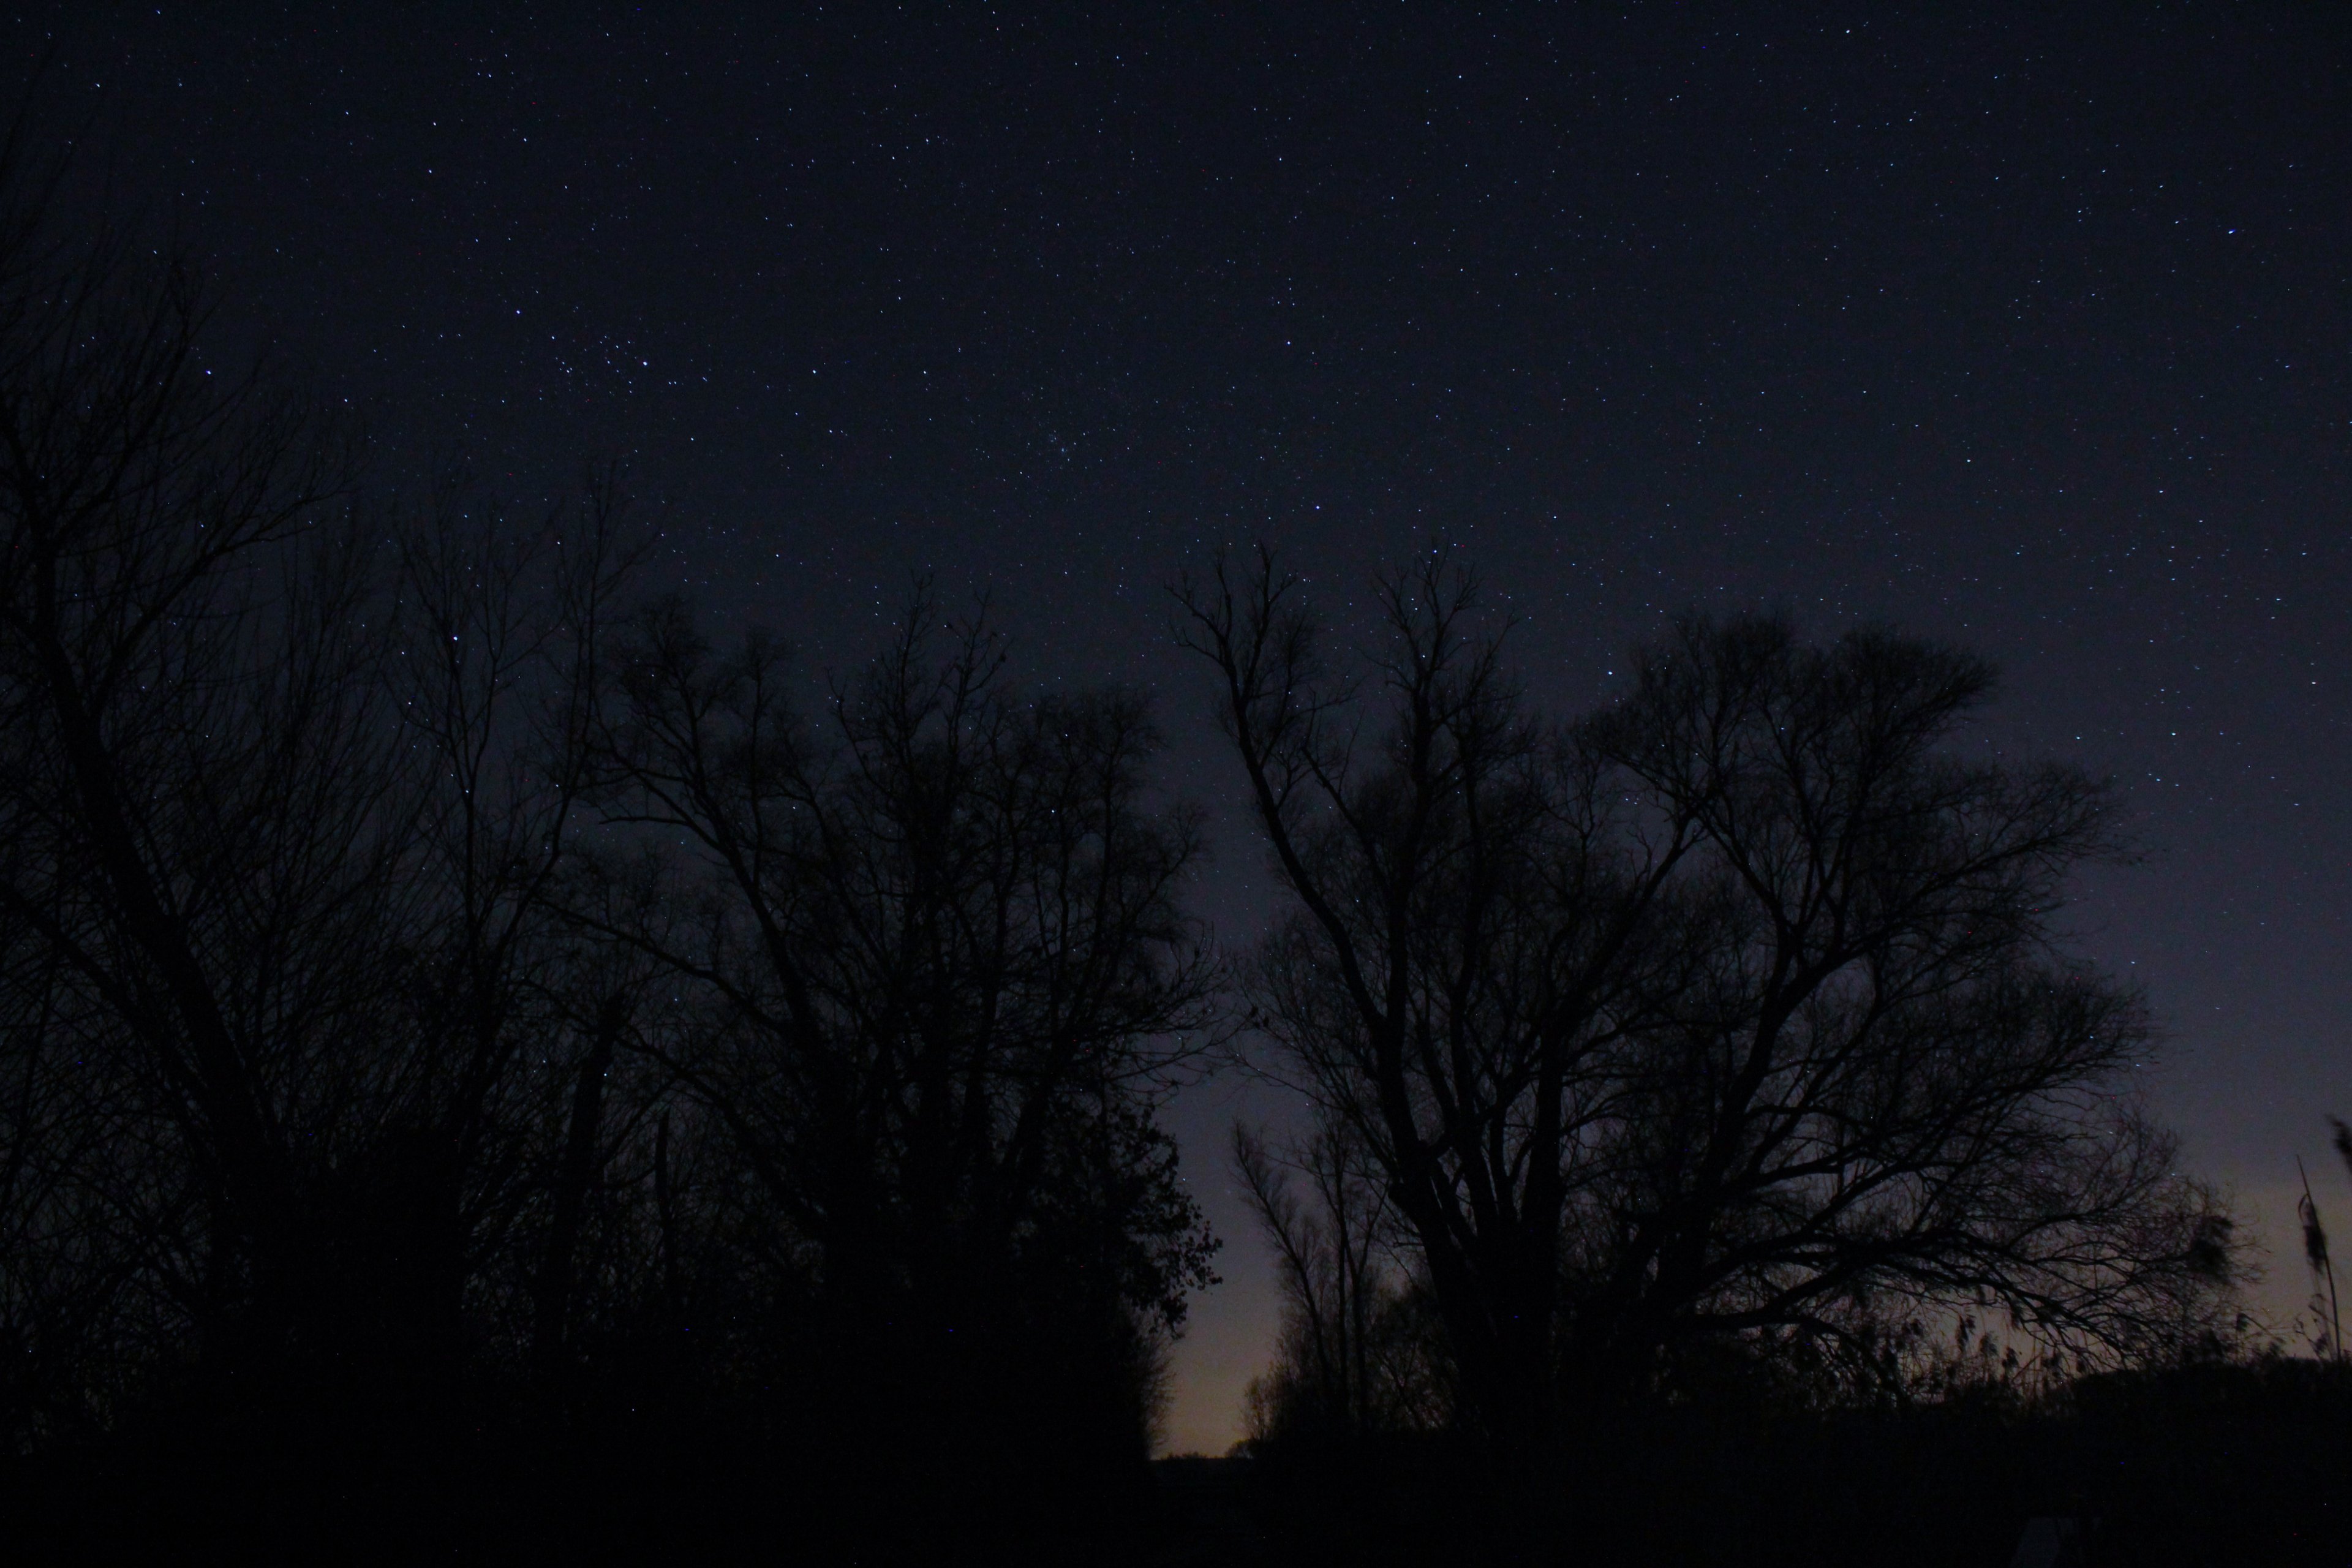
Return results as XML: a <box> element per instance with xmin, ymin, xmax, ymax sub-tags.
<box><xmin>0</xmin><ymin>91</ymin><xmax>653</xmax><ymax>1427</ymax></box>
<box><xmin>382</xmin><ymin>470</ymin><xmax>642</xmax><ymax>1382</ymax></box>
<box><xmin>0</xmin><ymin>97</ymin><xmax>1210</xmax><ymax>1555</ymax></box>
<box><xmin>0</xmin><ymin>105</ymin><xmax>376</xmax><ymax>1381</ymax></box>
<box><xmin>1175</xmin><ymin>548</ymin><xmax>1687</xmax><ymax>1450</ymax></box>
<box><xmin>1234</xmin><ymin>1116</ymin><xmax>1446</xmax><ymax>1441</ymax></box>
<box><xmin>1571</xmin><ymin>615</ymin><xmax>2237</xmax><ymax>1395</ymax></box>
<box><xmin>1178</xmin><ymin>547</ymin><xmax>2241</xmax><ymax>1452</ymax></box>
<box><xmin>573</xmin><ymin>587</ymin><xmax>1223</xmax><ymax>1460</ymax></box>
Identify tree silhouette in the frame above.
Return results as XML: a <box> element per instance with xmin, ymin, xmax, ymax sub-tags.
<box><xmin>1566</xmin><ymin>612</ymin><xmax>2236</xmax><ymax>1395</ymax></box>
<box><xmin>0</xmin><ymin>107</ymin><xmax>363</xmax><ymax>1404</ymax></box>
<box><xmin>1176</xmin><ymin>548</ymin><xmax>1697</xmax><ymax>1452</ymax></box>
<box><xmin>569</xmin><ymin>587</ymin><xmax>1222</xmax><ymax>1498</ymax></box>
<box><xmin>1178</xmin><ymin>546</ymin><xmax>2241</xmax><ymax>1458</ymax></box>
<box><xmin>1234</xmin><ymin>1116</ymin><xmax>1449</xmax><ymax>1442</ymax></box>
<box><xmin>0</xmin><ymin>107</ymin><xmax>1227</xmax><ymax>1546</ymax></box>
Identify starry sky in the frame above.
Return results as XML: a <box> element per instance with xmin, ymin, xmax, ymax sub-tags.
<box><xmin>18</xmin><ymin>2</ymin><xmax>2351</xmax><ymax>1453</ymax></box>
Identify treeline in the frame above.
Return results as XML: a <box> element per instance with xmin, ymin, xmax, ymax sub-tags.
<box><xmin>0</xmin><ymin>118</ymin><xmax>2286</xmax><ymax>1563</ymax></box>
<box><xmin>0</xmin><ymin>135</ymin><xmax>1212</xmax><ymax>1560</ymax></box>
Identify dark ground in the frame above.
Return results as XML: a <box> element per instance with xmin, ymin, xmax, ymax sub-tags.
<box><xmin>1153</xmin><ymin>1360</ymin><xmax>2352</xmax><ymax>1568</ymax></box>
<box><xmin>4</xmin><ymin>1360</ymin><xmax>2345</xmax><ymax>1565</ymax></box>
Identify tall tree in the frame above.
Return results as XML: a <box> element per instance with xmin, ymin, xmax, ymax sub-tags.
<box><xmin>1566</xmin><ymin>614</ymin><xmax>2235</xmax><ymax>1397</ymax></box>
<box><xmin>0</xmin><ymin>116</ymin><xmax>364</xmax><ymax>1372</ymax></box>
<box><xmin>0</xmin><ymin>108</ymin><xmax>643</xmax><ymax>1425</ymax></box>
<box><xmin>1234</xmin><ymin>1116</ymin><xmax>1446</xmax><ymax>1441</ymax></box>
<box><xmin>1177</xmin><ymin>549</ymin><xmax>1686</xmax><ymax>1450</ymax></box>
<box><xmin>575</xmin><ymin>589</ymin><xmax>1221</xmax><ymax>1462</ymax></box>
<box><xmin>1180</xmin><ymin>548</ymin><xmax>2238</xmax><ymax>1452</ymax></box>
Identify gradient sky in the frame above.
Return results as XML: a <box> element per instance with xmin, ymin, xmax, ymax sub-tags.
<box><xmin>20</xmin><ymin>2</ymin><xmax>2350</xmax><ymax>1453</ymax></box>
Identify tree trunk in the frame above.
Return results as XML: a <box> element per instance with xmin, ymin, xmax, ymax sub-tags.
<box><xmin>532</xmin><ymin>995</ymin><xmax>624</xmax><ymax>1374</ymax></box>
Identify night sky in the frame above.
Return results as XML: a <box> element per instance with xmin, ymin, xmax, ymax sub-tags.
<box><xmin>20</xmin><ymin>3</ymin><xmax>2350</xmax><ymax>1452</ymax></box>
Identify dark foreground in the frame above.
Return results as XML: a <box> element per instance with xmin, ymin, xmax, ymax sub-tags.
<box><xmin>5</xmin><ymin>1361</ymin><xmax>2346</xmax><ymax>1565</ymax></box>
<box><xmin>1196</xmin><ymin>1360</ymin><xmax>2352</xmax><ymax>1567</ymax></box>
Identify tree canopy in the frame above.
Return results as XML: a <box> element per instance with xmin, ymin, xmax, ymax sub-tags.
<box><xmin>1181</xmin><ymin>548</ymin><xmax>2238</xmax><ymax>1450</ymax></box>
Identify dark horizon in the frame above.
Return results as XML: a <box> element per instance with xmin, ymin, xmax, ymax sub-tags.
<box><xmin>12</xmin><ymin>0</ymin><xmax>2351</xmax><ymax>1461</ymax></box>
